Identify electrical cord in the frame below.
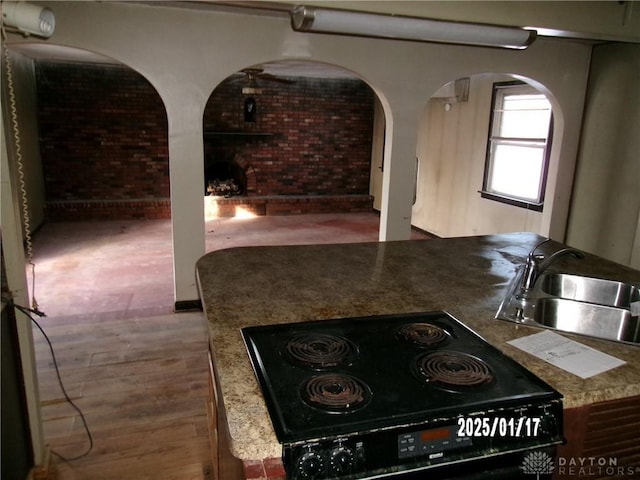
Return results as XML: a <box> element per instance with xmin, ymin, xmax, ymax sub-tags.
<box><xmin>2</xmin><ymin>297</ymin><xmax>94</xmax><ymax>462</ymax></box>
<box><xmin>1</xmin><ymin>21</ymin><xmax>40</xmax><ymax>313</ymax></box>
<box><xmin>1</xmin><ymin>16</ymin><xmax>91</xmax><ymax>464</ymax></box>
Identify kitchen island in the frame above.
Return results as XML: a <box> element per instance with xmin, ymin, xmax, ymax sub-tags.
<box><xmin>196</xmin><ymin>233</ymin><xmax>640</xmax><ymax>480</ymax></box>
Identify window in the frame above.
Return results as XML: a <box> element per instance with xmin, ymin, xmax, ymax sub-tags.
<box><xmin>481</xmin><ymin>81</ymin><xmax>553</xmax><ymax>211</ymax></box>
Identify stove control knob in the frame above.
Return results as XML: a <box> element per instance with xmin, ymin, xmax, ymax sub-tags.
<box><xmin>297</xmin><ymin>450</ymin><xmax>324</xmax><ymax>479</ymax></box>
<box><xmin>537</xmin><ymin>410</ymin><xmax>559</xmax><ymax>436</ymax></box>
<box><xmin>329</xmin><ymin>445</ymin><xmax>354</xmax><ymax>475</ymax></box>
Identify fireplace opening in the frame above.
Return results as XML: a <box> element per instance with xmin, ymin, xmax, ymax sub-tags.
<box><xmin>204</xmin><ymin>155</ymin><xmax>247</xmax><ymax>197</ymax></box>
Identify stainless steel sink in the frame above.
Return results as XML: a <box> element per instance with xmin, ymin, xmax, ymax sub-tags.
<box><xmin>496</xmin><ymin>268</ymin><xmax>640</xmax><ymax>346</ymax></box>
<box><xmin>537</xmin><ymin>273</ymin><xmax>640</xmax><ymax>308</ymax></box>
<box><xmin>533</xmin><ymin>298</ymin><xmax>640</xmax><ymax>344</ymax></box>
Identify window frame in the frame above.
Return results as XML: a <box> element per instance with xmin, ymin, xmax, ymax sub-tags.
<box><xmin>481</xmin><ymin>81</ymin><xmax>553</xmax><ymax>212</ymax></box>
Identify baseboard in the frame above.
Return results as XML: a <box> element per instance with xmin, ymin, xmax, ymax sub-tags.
<box><xmin>411</xmin><ymin>225</ymin><xmax>440</xmax><ymax>238</ymax></box>
<box><xmin>30</xmin><ymin>445</ymin><xmax>56</xmax><ymax>480</ymax></box>
<box><xmin>174</xmin><ymin>299</ymin><xmax>203</xmax><ymax>312</ymax></box>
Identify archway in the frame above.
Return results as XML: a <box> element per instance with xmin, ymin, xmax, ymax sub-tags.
<box><xmin>202</xmin><ymin>60</ymin><xmax>382</xmax><ymax>220</ymax></box>
<box><xmin>2</xmin><ymin>43</ymin><xmax>173</xmax><ymax>317</ymax></box>
<box><xmin>413</xmin><ymin>73</ymin><xmax>563</xmax><ymax>238</ymax></box>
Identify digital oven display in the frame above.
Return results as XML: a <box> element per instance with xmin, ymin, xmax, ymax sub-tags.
<box><xmin>398</xmin><ymin>425</ymin><xmax>472</xmax><ymax>459</ymax></box>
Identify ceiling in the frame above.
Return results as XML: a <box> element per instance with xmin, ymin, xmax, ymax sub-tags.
<box><xmin>8</xmin><ymin>0</ymin><xmax>637</xmax><ymax>79</ymax></box>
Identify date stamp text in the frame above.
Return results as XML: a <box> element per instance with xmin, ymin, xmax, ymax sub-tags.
<box><xmin>457</xmin><ymin>416</ymin><xmax>541</xmax><ymax>437</ymax></box>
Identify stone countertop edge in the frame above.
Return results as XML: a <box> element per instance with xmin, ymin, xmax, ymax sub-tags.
<box><xmin>196</xmin><ymin>232</ymin><xmax>640</xmax><ymax>461</ymax></box>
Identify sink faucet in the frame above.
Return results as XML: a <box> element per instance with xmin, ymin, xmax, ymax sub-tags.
<box><xmin>520</xmin><ymin>239</ymin><xmax>585</xmax><ymax>293</ymax></box>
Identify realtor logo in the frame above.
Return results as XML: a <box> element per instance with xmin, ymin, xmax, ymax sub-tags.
<box><xmin>521</xmin><ymin>451</ymin><xmax>555</xmax><ymax>479</ymax></box>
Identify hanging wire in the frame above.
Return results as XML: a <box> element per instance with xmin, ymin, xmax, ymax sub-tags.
<box><xmin>1</xmin><ymin>16</ymin><xmax>91</xmax><ymax>463</ymax></box>
<box><xmin>1</xmin><ymin>297</ymin><xmax>94</xmax><ymax>461</ymax></box>
<box><xmin>2</xmin><ymin>22</ymin><xmax>41</xmax><ymax>314</ymax></box>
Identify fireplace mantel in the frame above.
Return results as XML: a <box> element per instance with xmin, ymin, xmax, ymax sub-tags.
<box><xmin>203</xmin><ymin>131</ymin><xmax>275</xmax><ymax>139</ymax></box>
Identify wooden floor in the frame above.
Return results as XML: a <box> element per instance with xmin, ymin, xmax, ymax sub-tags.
<box><xmin>28</xmin><ymin>214</ymin><xmax>429</xmax><ymax>479</ymax></box>
<box><xmin>33</xmin><ymin>310</ymin><xmax>213</xmax><ymax>479</ymax></box>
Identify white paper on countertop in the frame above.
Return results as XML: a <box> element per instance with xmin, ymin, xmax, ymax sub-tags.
<box><xmin>507</xmin><ymin>330</ymin><xmax>626</xmax><ymax>379</ymax></box>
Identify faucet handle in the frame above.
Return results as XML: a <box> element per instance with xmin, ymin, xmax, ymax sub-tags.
<box><xmin>525</xmin><ymin>253</ymin><xmax>545</xmax><ymax>267</ymax></box>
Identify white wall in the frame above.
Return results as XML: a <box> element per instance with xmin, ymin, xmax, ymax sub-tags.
<box><xmin>566</xmin><ymin>44</ymin><xmax>640</xmax><ymax>268</ymax></box>
<box><xmin>0</xmin><ymin>52</ymin><xmax>47</xmax><ymax>462</ymax></box>
<box><xmin>1</xmin><ymin>111</ymin><xmax>45</xmax><ymax>465</ymax></box>
<box><xmin>410</xmin><ymin>46</ymin><xmax>639</xmax><ymax>268</ymax></box>
<box><xmin>3</xmin><ymin>1</ymin><xmax>593</xmax><ymax>302</ymax></box>
<box><xmin>412</xmin><ymin>74</ymin><xmax>549</xmax><ymax>237</ymax></box>
<box><xmin>1</xmin><ymin>51</ymin><xmax>46</xmax><ymax>233</ymax></box>
<box><xmin>369</xmin><ymin>97</ymin><xmax>385</xmax><ymax>212</ymax></box>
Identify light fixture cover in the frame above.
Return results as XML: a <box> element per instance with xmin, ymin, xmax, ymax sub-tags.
<box><xmin>2</xmin><ymin>1</ymin><xmax>55</xmax><ymax>38</ymax></box>
<box><xmin>291</xmin><ymin>6</ymin><xmax>536</xmax><ymax>50</ymax></box>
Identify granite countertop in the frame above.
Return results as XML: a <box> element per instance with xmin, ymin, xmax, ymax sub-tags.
<box><xmin>196</xmin><ymin>233</ymin><xmax>640</xmax><ymax>461</ymax></box>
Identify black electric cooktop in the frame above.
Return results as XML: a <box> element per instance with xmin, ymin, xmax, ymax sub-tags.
<box><xmin>241</xmin><ymin>311</ymin><xmax>561</xmax><ymax>444</ymax></box>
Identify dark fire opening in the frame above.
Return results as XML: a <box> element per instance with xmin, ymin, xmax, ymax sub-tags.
<box><xmin>204</xmin><ymin>151</ymin><xmax>247</xmax><ymax>197</ymax></box>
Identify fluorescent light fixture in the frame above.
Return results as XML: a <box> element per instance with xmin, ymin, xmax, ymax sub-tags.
<box><xmin>291</xmin><ymin>6</ymin><xmax>536</xmax><ymax>50</ymax></box>
<box><xmin>2</xmin><ymin>1</ymin><xmax>55</xmax><ymax>38</ymax></box>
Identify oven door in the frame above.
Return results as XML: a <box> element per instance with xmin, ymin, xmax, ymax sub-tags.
<box><xmin>387</xmin><ymin>447</ymin><xmax>556</xmax><ymax>480</ymax></box>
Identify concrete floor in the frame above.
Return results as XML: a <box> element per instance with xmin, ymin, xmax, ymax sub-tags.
<box><xmin>29</xmin><ymin>212</ymin><xmax>429</xmax><ymax>319</ymax></box>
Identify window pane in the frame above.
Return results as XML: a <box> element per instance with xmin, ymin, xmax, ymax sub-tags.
<box><xmin>499</xmin><ymin>109</ymin><xmax>551</xmax><ymax>138</ymax></box>
<box><xmin>503</xmin><ymin>94</ymin><xmax>549</xmax><ymax>111</ymax></box>
<box><xmin>498</xmin><ymin>94</ymin><xmax>551</xmax><ymax>138</ymax></box>
<box><xmin>482</xmin><ymin>82</ymin><xmax>553</xmax><ymax>210</ymax></box>
<box><xmin>489</xmin><ymin>144</ymin><xmax>544</xmax><ymax>200</ymax></box>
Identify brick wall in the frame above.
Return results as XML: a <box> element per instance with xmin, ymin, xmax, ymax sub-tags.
<box><xmin>36</xmin><ymin>62</ymin><xmax>170</xmax><ymax>220</ymax></box>
<box><xmin>204</xmin><ymin>74</ymin><xmax>375</xmax><ymax>197</ymax></box>
<box><xmin>36</xmin><ymin>63</ymin><xmax>374</xmax><ymax>220</ymax></box>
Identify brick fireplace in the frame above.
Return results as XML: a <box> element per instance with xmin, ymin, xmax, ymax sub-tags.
<box><xmin>203</xmin><ymin>73</ymin><xmax>375</xmax><ymax>216</ymax></box>
<box><xmin>36</xmin><ymin>63</ymin><xmax>375</xmax><ymax>220</ymax></box>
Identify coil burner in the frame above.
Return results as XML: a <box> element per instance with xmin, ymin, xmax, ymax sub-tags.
<box><xmin>398</xmin><ymin>322</ymin><xmax>451</xmax><ymax>348</ymax></box>
<box><xmin>413</xmin><ymin>351</ymin><xmax>494</xmax><ymax>390</ymax></box>
<box><xmin>241</xmin><ymin>312</ymin><xmax>563</xmax><ymax>480</ymax></box>
<box><xmin>302</xmin><ymin>374</ymin><xmax>371</xmax><ymax>413</ymax></box>
<box><xmin>285</xmin><ymin>333</ymin><xmax>358</xmax><ymax>370</ymax></box>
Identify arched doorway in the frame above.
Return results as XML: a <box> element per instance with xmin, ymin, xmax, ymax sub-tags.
<box><xmin>412</xmin><ymin>73</ymin><xmax>561</xmax><ymax>238</ymax></box>
<box><xmin>202</xmin><ymin>60</ymin><xmax>380</xmax><ymax>220</ymax></box>
<box><xmin>3</xmin><ymin>44</ymin><xmax>173</xmax><ymax>317</ymax></box>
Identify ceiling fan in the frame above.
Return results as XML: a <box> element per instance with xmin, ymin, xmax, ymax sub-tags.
<box><xmin>239</xmin><ymin>67</ymin><xmax>294</xmax><ymax>95</ymax></box>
